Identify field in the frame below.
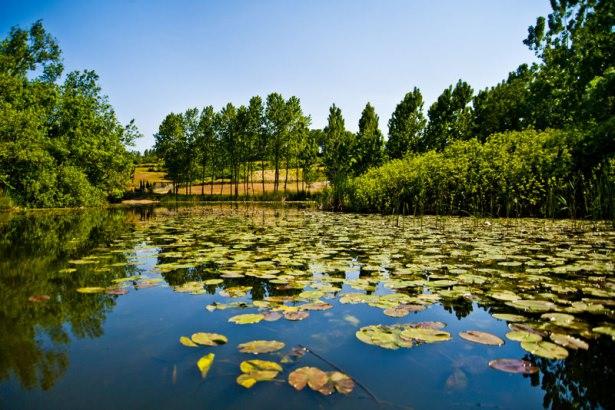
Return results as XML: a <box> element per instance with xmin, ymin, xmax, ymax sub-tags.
<box><xmin>130</xmin><ymin>163</ymin><xmax>327</xmax><ymax>196</ymax></box>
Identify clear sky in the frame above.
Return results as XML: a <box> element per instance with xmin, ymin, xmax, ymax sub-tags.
<box><xmin>1</xmin><ymin>0</ymin><xmax>550</xmax><ymax>152</ymax></box>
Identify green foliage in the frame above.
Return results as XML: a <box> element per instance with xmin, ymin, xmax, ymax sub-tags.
<box><xmin>322</xmin><ymin>104</ymin><xmax>356</xmax><ymax>183</ymax></box>
<box><xmin>340</xmin><ymin>129</ymin><xmax>614</xmax><ymax>218</ymax></box>
<box><xmin>0</xmin><ymin>22</ymin><xmax>136</xmax><ymax>208</ymax></box>
<box><xmin>355</xmin><ymin>103</ymin><xmax>384</xmax><ymax>174</ymax></box>
<box><xmin>424</xmin><ymin>80</ymin><xmax>474</xmax><ymax>152</ymax></box>
<box><xmin>385</xmin><ymin>87</ymin><xmax>426</xmax><ymax>158</ymax></box>
<box><xmin>472</xmin><ymin>65</ymin><xmax>535</xmax><ymax>141</ymax></box>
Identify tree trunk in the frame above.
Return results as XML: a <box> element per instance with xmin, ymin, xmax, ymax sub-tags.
<box><xmin>261</xmin><ymin>160</ymin><xmax>265</xmax><ymax>195</ymax></box>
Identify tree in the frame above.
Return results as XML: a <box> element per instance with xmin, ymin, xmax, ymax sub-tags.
<box><xmin>265</xmin><ymin>93</ymin><xmax>288</xmax><ymax>193</ymax></box>
<box><xmin>472</xmin><ymin>64</ymin><xmax>534</xmax><ymax>141</ymax></box>
<box><xmin>0</xmin><ymin>21</ymin><xmax>136</xmax><ymax>207</ymax></box>
<box><xmin>218</xmin><ymin>103</ymin><xmax>239</xmax><ymax>198</ymax></box>
<box><xmin>196</xmin><ymin>106</ymin><xmax>216</xmax><ymax>195</ymax></box>
<box><xmin>322</xmin><ymin>104</ymin><xmax>355</xmax><ymax>183</ymax></box>
<box><xmin>154</xmin><ymin>113</ymin><xmax>185</xmax><ymax>194</ymax></box>
<box><xmin>246</xmin><ymin>96</ymin><xmax>264</xmax><ymax>195</ymax></box>
<box><xmin>355</xmin><ymin>103</ymin><xmax>384</xmax><ymax>175</ymax></box>
<box><xmin>424</xmin><ymin>80</ymin><xmax>474</xmax><ymax>151</ymax></box>
<box><xmin>386</xmin><ymin>88</ymin><xmax>426</xmax><ymax>158</ymax></box>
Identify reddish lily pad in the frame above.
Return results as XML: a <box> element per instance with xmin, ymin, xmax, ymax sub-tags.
<box><xmin>488</xmin><ymin>359</ymin><xmax>539</xmax><ymax>374</ymax></box>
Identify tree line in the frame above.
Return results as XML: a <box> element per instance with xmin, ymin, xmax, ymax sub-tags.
<box><xmin>0</xmin><ymin>21</ymin><xmax>138</xmax><ymax>208</ymax></box>
<box><xmin>329</xmin><ymin>0</ymin><xmax>614</xmax><ymax>217</ymax></box>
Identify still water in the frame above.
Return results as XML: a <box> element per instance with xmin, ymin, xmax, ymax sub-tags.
<box><xmin>0</xmin><ymin>204</ymin><xmax>613</xmax><ymax>409</ymax></box>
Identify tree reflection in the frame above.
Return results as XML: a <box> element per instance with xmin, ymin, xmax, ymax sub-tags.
<box><xmin>527</xmin><ymin>336</ymin><xmax>615</xmax><ymax>409</ymax></box>
<box><xmin>0</xmin><ymin>210</ymin><xmax>135</xmax><ymax>390</ymax></box>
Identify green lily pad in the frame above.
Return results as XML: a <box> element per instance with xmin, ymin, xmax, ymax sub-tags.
<box><xmin>76</xmin><ymin>287</ymin><xmax>106</xmax><ymax>294</ymax></box>
<box><xmin>507</xmin><ymin>299</ymin><xmax>557</xmax><ymax>312</ymax></box>
<box><xmin>355</xmin><ymin>325</ymin><xmax>414</xmax><ymax>349</ymax></box>
<box><xmin>505</xmin><ymin>331</ymin><xmax>542</xmax><ymax>343</ymax></box>
<box><xmin>228</xmin><ymin>313</ymin><xmax>265</xmax><ymax>324</ymax></box>
<box><xmin>191</xmin><ymin>332</ymin><xmax>228</xmax><ymax>346</ymax></box>
<box><xmin>459</xmin><ymin>331</ymin><xmax>504</xmax><ymax>346</ymax></box>
<box><xmin>520</xmin><ymin>341</ymin><xmax>568</xmax><ymax>359</ymax></box>
<box><xmin>549</xmin><ymin>333</ymin><xmax>589</xmax><ymax>350</ymax></box>
<box><xmin>238</xmin><ymin>340</ymin><xmax>286</xmax><ymax>354</ymax></box>
<box><xmin>180</xmin><ymin>336</ymin><xmax>198</xmax><ymax>347</ymax></box>
<box><xmin>492</xmin><ymin>313</ymin><xmax>527</xmax><ymax>322</ymax></box>
<box><xmin>400</xmin><ymin>327</ymin><xmax>452</xmax><ymax>343</ymax></box>
<box><xmin>593</xmin><ymin>325</ymin><xmax>615</xmax><ymax>339</ymax></box>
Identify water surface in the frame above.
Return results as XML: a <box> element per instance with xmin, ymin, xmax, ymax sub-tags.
<box><xmin>0</xmin><ymin>205</ymin><xmax>613</xmax><ymax>409</ymax></box>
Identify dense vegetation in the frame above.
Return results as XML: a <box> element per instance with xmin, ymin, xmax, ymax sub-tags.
<box><xmin>329</xmin><ymin>0</ymin><xmax>614</xmax><ymax>218</ymax></box>
<box><xmin>154</xmin><ymin>0</ymin><xmax>613</xmax><ymax>218</ymax></box>
<box><xmin>0</xmin><ymin>21</ymin><xmax>138</xmax><ymax>208</ymax></box>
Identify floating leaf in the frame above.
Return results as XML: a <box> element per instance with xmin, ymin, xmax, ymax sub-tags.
<box><xmin>180</xmin><ymin>336</ymin><xmax>198</xmax><ymax>347</ymax></box>
<box><xmin>284</xmin><ymin>311</ymin><xmax>309</xmax><ymax>321</ymax></box>
<box><xmin>191</xmin><ymin>332</ymin><xmax>228</xmax><ymax>346</ymax></box>
<box><xmin>236</xmin><ymin>360</ymin><xmax>282</xmax><ymax>388</ymax></box>
<box><xmin>506</xmin><ymin>331</ymin><xmax>542</xmax><ymax>343</ymax></box>
<box><xmin>356</xmin><ymin>325</ymin><xmax>414</xmax><ymax>349</ymax></box>
<box><xmin>288</xmin><ymin>367</ymin><xmax>328</xmax><ymax>391</ymax></box>
<box><xmin>76</xmin><ymin>287</ymin><xmax>105</xmax><ymax>294</ymax></box>
<box><xmin>383</xmin><ymin>306</ymin><xmax>410</xmax><ymax>317</ymax></box>
<box><xmin>459</xmin><ymin>331</ymin><xmax>504</xmax><ymax>346</ymax></box>
<box><xmin>326</xmin><ymin>371</ymin><xmax>355</xmax><ymax>394</ymax></box>
<box><xmin>492</xmin><ymin>313</ymin><xmax>526</xmax><ymax>322</ymax></box>
<box><xmin>197</xmin><ymin>353</ymin><xmax>215</xmax><ymax>378</ymax></box>
<box><xmin>488</xmin><ymin>359</ymin><xmax>539</xmax><ymax>374</ymax></box>
<box><xmin>262</xmin><ymin>311</ymin><xmax>283</xmax><ymax>321</ymax></box>
<box><xmin>28</xmin><ymin>295</ymin><xmax>50</xmax><ymax>302</ymax></box>
<box><xmin>299</xmin><ymin>301</ymin><xmax>333</xmax><ymax>311</ymax></box>
<box><xmin>228</xmin><ymin>313</ymin><xmax>264</xmax><ymax>324</ymax></box>
<box><xmin>506</xmin><ymin>299</ymin><xmax>556</xmax><ymax>313</ymax></box>
<box><xmin>400</xmin><ymin>327</ymin><xmax>452</xmax><ymax>343</ymax></box>
<box><xmin>593</xmin><ymin>325</ymin><xmax>615</xmax><ymax>339</ymax></box>
<box><xmin>238</xmin><ymin>340</ymin><xmax>286</xmax><ymax>354</ymax></box>
<box><xmin>520</xmin><ymin>341</ymin><xmax>569</xmax><ymax>359</ymax></box>
<box><xmin>549</xmin><ymin>333</ymin><xmax>588</xmax><ymax>350</ymax></box>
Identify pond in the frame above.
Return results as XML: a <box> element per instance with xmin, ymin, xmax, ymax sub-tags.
<box><xmin>0</xmin><ymin>204</ymin><xmax>613</xmax><ymax>409</ymax></box>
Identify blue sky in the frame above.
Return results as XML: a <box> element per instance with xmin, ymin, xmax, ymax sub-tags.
<box><xmin>1</xmin><ymin>0</ymin><xmax>550</xmax><ymax>151</ymax></box>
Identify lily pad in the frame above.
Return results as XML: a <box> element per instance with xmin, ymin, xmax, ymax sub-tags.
<box><xmin>549</xmin><ymin>333</ymin><xmax>589</xmax><ymax>350</ymax></box>
<box><xmin>262</xmin><ymin>311</ymin><xmax>283</xmax><ymax>321</ymax></box>
<box><xmin>191</xmin><ymin>332</ymin><xmax>228</xmax><ymax>346</ymax></box>
<box><xmin>520</xmin><ymin>341</ymin><xmax>569</xmax><ymax>359</ymax></box>
<box><xmin>459</xmin><ymin>331</ymin><xmax>504</xmax><ymax>346</ymax></box>
<box><xmin>284</xmin><ymin>311</ymin><xmax>309</xmax><ymax>321</ymax></box>
<box><xmin>197</xmin><ymin>353</ymin><xmax>215</xmax><ymax>378</ymax></box>
<box><xmin>180</xmin><ymin>336</ymin><xmax>198</xmax><ymax>347</ymax></box>
<box><xmin>491</xmin><ymin>313</ymin><xmax>526</xmax><ymax>322</ymax></box>
<box><xmin>356</xmin><ymin>325</ymin><xmax>414</xmax><ymax>349</ymax></box>
<box><xmin>488</xmin><ymin>358</ymin><xmax>539</xmax><ymax>374</ymax></box>
<box><xmin>506</xmin><ymin>331</ymin><xmax>542</xmax><ymax>343</ymax></box>
<box><xmin>400</xmin><ymin>327</ymin><xmax>452</xmax><ymax>343</ymax></box>
<box><xmin>236</xmin><ymin>360</ymin><xmax>282</xmax><ymax>388</ymax></box>
<box><xmin>288</xmin><ymin>366</ymin><xmax>329</xmax><ymax>391</ymax></box>
<box><xmin>76</xmin><ymin>287</ymin><xmax>106</xmax><ymax>294</ymax></box>
<box><xmin>238</xmin><ymin>340</ymin><xmax>286</xmax><ymax>354</ymax></box>
<box><xmin>593</xmin><ymin>325</ymin><xmax>615</xmax><ymax>339</ymax></box>
<box><xmin>28</xmin><ymin>295</ymin><xmax>50</xmax><ymax>302</ymax></box>
<box><xmin>228</xmin><ymin>313</ymin><xmax>265</xmax><ymax>324</ymax></box>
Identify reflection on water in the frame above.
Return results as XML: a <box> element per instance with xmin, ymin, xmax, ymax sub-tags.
<box><xmin>0</xmin><ymin>204</ymin><xmax>613</xmax><ymax>409</ymax></box>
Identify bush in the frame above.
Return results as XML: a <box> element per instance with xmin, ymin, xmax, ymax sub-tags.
<box><xmin>337</xmin><ymin>129</ymin><xmax>614</xmax><ymax>218</ymax></box>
